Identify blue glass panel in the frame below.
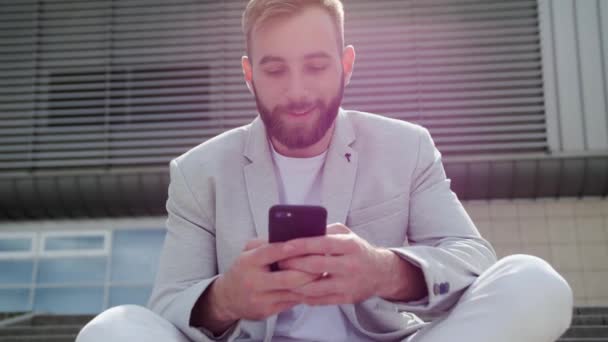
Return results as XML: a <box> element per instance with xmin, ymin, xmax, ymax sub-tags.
<box><xmin>0</xmin><ymin>238</ymin><xmax>31</xmax><ymax>252</ymax></box>
<box><xmin>0</xmin><ymin>260</ymin><xmax>33</xmax><ymax>284</ymax></box>
<box><xmin>37</xmin><ymin>257</ymin><xmax>106</xmax><ymax>285</ymax></box>
<box><xmin>111</xmin><ymin>229</ymin><xmax>166</xmax><ymax>283</ymax></box>
<box><xmin>0</xmin><ymin>288</ymin><xmax>30</xmax><ymax>312</ymax></box>
<box><xmin>34</xmin><ymin>287</ymin><xmax>103</xmax><ymax>314</ymax></box>
<box><xmin>45</xmin><ymin>236</ymin><xmax>104</xmax><ymax>251</ymax></box>
<box><xmin>109</xmin><ymin>286</ymin><xmax>152</xmax><ymax>307</ymax></box>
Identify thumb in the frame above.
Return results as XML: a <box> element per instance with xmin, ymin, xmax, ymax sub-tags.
<box><xmin>326</xmin><ymin>223</ymin><xmax>351</xmax><ymax>235</ymax></box>
<box><xmin>244</xmin><ymin>238</ymin><xmax>266</xmax><ymax>251</ymax></box>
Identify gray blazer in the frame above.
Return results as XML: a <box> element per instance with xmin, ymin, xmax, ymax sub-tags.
<box><xmin>148</xmin><ymin>109</ymin><xmax>497</xmax><ymax>342</ymax></box>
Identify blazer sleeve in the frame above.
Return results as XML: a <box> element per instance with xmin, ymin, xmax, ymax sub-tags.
<box><xmin>147</xmin><ymin>159</ymin><xmax>244</xmax><ymax>342</ymax></box>
<box><xmin>369</xmin><ymin>127</ymin><xmax>497</xmax><ymax>319</ymax></box>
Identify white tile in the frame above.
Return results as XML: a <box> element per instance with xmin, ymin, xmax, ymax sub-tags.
<box><xmin>491</xmin><ymin>220</ymin><xmax>522</xmax><ymax>245</ymax></box>
<box><xmin>587</xmin><ymin>297</ymin><xmax>608</xmax><ymax>306</ymax></box>
<box><xmin>576</xmin><ymin>217</ymin><xmax>607</xmax><ymax>243</ymax></box>
<box><xmin>579</xmin><ymin>244</ymin><xmax>608</xmax><ymax>271</ymax></box>
<box><xmin>560</xmin><ymin>271</ymin><xmax>586</xmax><ymax>298</ymax></box>
<box><xmin>516</xmin><ymin>200</ymin><xmax>546</xmax><ymax>218</ymax></box>
<box><xmin>545</xmin><ymin>200</ymin><xmax>575</xmax><ymax>217</ymax></box>
<box><xmin>583</xmin><ymin>271</ymin><xmax>608</xmax><ymax>298</ymax></box>
<box><xmin>574</xmin><ymin>198</ymin><xmax>604</xmax><ymax>217</ymax></box>
<box><xmin>464</xmin><ymin>201</ymin><xmax>490</xmax><ymax>220</ymax></box>
<box><xmin>489</xmin><ymin>201</ymin><xmax>518</xmax><ymax>218</ymax></box>
<box><xmin>550</xmin><ymin>244</ymin><xmax>582</xmax><ymax>272</ymax></box>
<box><xmin>474</xmin><ymin>220</ymin><xmax>493</xmax><ymax>241</ymax></box>
<box><xmin>547</xmin><ymin>218</ymin><xmax>578</xmax><ymax>244</ymax></box>
<box><xmin>519</xmin><ymin>218</ymin><xmax>550</xmax><ymax>244</ymax></box>
<box><xmin>521</xmin><ymin>244</ymin><xmax>552</xmax><ymax>264</ymax></box>
<box><xmin>494</xmin><ymin>244</ymin><xmax>524</xmax><ymax>259</ymax></box>
<box><xmin>602</xmin><ymin>200</ymin><xmax>608</xmax><ymax>216</ymax></box>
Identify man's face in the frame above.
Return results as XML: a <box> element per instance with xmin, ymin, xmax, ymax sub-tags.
<box><xmin>247</xmin><ymin>6</ymin><xmax>346</xmax><ymax>150</ymax></box>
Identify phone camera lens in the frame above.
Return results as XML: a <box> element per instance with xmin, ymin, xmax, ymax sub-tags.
<box><xmin>275</xmin><ymin>211</ymin><xmax>292</xmax><ymax>218</ymax></box>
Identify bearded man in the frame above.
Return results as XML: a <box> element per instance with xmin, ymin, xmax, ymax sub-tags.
<box><xmin>77</xmin><ymin>1</ymin><xmax>573</xmax><ymax>341</ymax></box>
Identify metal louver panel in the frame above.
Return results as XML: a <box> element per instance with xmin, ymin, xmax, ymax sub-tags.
<box><xmin>341</xmin><ymin>0</ymin><xmax>547</xmax><ymax>155</ymax></box>
<box><xmin>0</xmin><ymin>0</ymin><xmax>547</xmax><ymax>172</ymax></box>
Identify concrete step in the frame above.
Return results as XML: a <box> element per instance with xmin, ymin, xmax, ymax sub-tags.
<box><xmin>0</xmin><ymin>335</ymin><xmax>76</xmax><ymax>342</ymax></box>
<box><xmin>0</xmin><ymin>307</ymin><xmax>605</xmax><ymax>342</ymax></box>
<box><xmin>562</xmin><ymin>326</ymin><xmax>608</xmax><ymax>338</ymax></box>
<box><xmin>0</xmin><ymin>325</ymin><xmax>81</xmax><ymax>337</ymax></box>
<box><xmin>572</xmin><ymin>316</ymin><xmax>608</xmax><ymax>326</ymax></box>
<box><xmin>28</xmin><ymin>315</ymin><xmax>93</xmax><ymax>327</ymax></box>
<box><xmin>576</xmin><ymin>308</ymin><xmax>608</xmax><ymax>315</ymax></box>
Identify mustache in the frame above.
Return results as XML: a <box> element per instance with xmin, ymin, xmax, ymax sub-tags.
<box><xmin>278</xmin><ymin>101</ymin><xmax>319</xmax><ymax>113</ymax></box>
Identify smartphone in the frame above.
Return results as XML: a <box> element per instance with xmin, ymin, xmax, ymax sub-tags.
<box><xmin>268</xmin><ymin>204</ymin><xmax>327</xmax><ymax>271</ymax></box>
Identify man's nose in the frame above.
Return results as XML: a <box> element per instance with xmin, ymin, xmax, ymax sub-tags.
<box><xmin>285</xmin><ymin>73</ymin><xmax>312</xmax><ymax>103</ymax></box>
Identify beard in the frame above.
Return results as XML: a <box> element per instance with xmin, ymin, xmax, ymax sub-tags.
<box><xmin>252</xmin><ymin>77</ymin><xmax>344</xmax><ymax>150</ymax></box>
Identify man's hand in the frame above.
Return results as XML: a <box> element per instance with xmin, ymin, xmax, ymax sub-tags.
<box><xmin>193</xmin><ymin>239</ymin><xmax>318</xmax><ymax>334</ymax></box>
<box><xmin>278</xmin><ymin>223</ymin><xmax>427</xmax><ymax>306</ymax></box>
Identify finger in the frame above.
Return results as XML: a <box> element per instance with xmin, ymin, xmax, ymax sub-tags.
<box><xmin>270</xmin><ymin>300</ymin><xmax>301</xmax><ymax>316</ymax></box>
<box><xmin>279</xmin><ymin>255</ymin><xmax>348</xmax><ymax>275</ymax></box>
<box><xmin>285</xmin><ymin>235</ymin><xmax>355</xmax><ymax>256</ymax></box>
<box><xmin>326</xmin><ymin>223</ymin><xmax>351</xmax><ymax>235</ymax></box>
<box><xmin>244</xmin><ymin>238</ymin><xmax>266</xmax><ymax>251</ymax></box>
<box><xmin>293</xmin><ymin>277</ymin><xmax>347</xmax><ymax>297</ymax></box>
<box><xmin>303</xmin><ymin>294</ymin><xmax>352</xmax><ymax>306</ymax></box>
<box><xmin>261</xmin><ymin>270</ymin><xmax>319</xmax><ymax>291</ymax></box>
<box><xmin>246</xmin><ymin>242</ymin><xmax>309</xmax><ymax>267</ymax></box>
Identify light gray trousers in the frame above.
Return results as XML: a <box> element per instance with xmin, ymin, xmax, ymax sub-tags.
<box><xmin>77</xmin><ymin>254</ymin><xmax>573</xmax><ymax>342</ymax></box>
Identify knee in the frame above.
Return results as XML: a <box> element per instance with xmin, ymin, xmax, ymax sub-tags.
<box><xmin>76</xmin><ymin>305</ymin><xmax>152</xmax><ymax>342</ymax></box>
<box><xmin>496</xmin><ymin>254</ymin><xmax>573</xmax><ymax>333</ymax></box>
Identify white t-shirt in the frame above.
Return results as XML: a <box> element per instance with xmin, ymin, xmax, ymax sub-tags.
<box><xmin>270</xmin><ymin>144</ymin><xmax>372</xmax><ymax>342</ymax></box>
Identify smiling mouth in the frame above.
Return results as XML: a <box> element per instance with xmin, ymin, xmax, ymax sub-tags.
<box><xmin>289</xmin><ymin>106</ymin><xmax>316</xmax><ymax>116</ymax></box>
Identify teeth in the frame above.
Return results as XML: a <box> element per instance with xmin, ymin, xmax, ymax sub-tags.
<box><xmin>294</xmin><ymin>107</ymin><xmax>313</xmax><ymax>114</ymax></box>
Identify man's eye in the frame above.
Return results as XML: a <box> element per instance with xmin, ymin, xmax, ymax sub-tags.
<box><xmin>307</xmin><ymin>65</ymin><xmax>327</xmax><ymax>73</ymax></box>
<box><xmin>265</xmin><ymin>69</ymin><xmax>285</xmax><ymax>76</ymax></box>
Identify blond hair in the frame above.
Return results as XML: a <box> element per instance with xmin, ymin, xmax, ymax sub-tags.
<box><xmin>242</xmin><ymin>0</ymin><xmax>345</xmax><ymax>57</ymax></box>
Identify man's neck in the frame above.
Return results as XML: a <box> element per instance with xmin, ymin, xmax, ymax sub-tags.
<box><xmin>270</xmin><ymin>123</ymin><xmax>335</xmax><ymax>158</ymax></box>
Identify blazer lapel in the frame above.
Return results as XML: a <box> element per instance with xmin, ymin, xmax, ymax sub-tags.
<box><xmin>243</xmin><ymin>117</ymin><xmax>280</xmax><ymax>240</ymax></box>
<box><xmin>320</xmin><ymin>109</ymin><xmax>358</xmax><ymax>226</ymax></box>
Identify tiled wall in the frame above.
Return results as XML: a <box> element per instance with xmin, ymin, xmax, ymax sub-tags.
<box><xmin>464</xmin><ymin>197</ymin><xmax>608</xmax><ymax>306</ymax></box>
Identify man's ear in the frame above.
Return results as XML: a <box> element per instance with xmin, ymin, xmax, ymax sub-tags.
<box><xmin>242</xmin><ymin>55</ymin><xmax>254</xmax><ymax>95</ymax></box>
<box><xmin>341</xmin><ymin>45</ymin><xmax>356</xmax><ymax>86</ymax></box>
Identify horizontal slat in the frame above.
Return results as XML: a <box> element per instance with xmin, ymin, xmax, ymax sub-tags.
<box><xmin>430</xmin><ymin>123</ymin><xmax>546</xmax><ymax>135</ymax></box>
<box><xmin>347</xmin><ymin>18</ymin><xmax>539</xmax><ymax>38</ymax></box>
<box><xmin>0</xmin><ymin>156</ymin><xmax>177</xmax><ymax>169</ymax></box>
<box><xmin>40</xmin><ymin>1</ymin><xmax>110</xmax><ymax>12</ymax></box>
<box><xmin>418</xmin><ymin>114</ymin><xmax>545</xmax><ymax>126</ymax></box>
<box><xmin>0</xmin><ymin>104</ymin><xmax>256</xmax><ymax>119</ymax></box>
<box><xmin>351</xmin><ymin>68</ymin><xmax>542</xmax><ymax>81</ymax></box>
<box><xmin>0</xmin><ymin>147</ymin><xmax>189</xmax><ymax>161</ymax></box>
<box><xmin>345</xmin><ymin>0</ymin><xmax>535</xmax><ymax>12</ymax></box>
<box><xmin>437</xmin><ymin>141</ymin><xmax>547</xmax><ymax>152</ymax></box>
<box><xmin>0</xmin><ymin>137</ymin><xmax>209</xmax><ymax>153</ymax></box>
<box><xmin>114</xmin><ymin>0</ymin><xmax>225</xmax><ymax>11</ymax></box>
<box><xmin>0</xmin><ymin>3</ymin><xmax>37</xmax><ymax>13</ymax></box>
<box><xmin>434</xmin><ymin>132</ymin><xmax>546</xmax><ymax>144</ymax></box>
<box><xmin>0</xmin><ymin>115</ymin><xmax>248</xmax><ymax>129</ymax></box>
